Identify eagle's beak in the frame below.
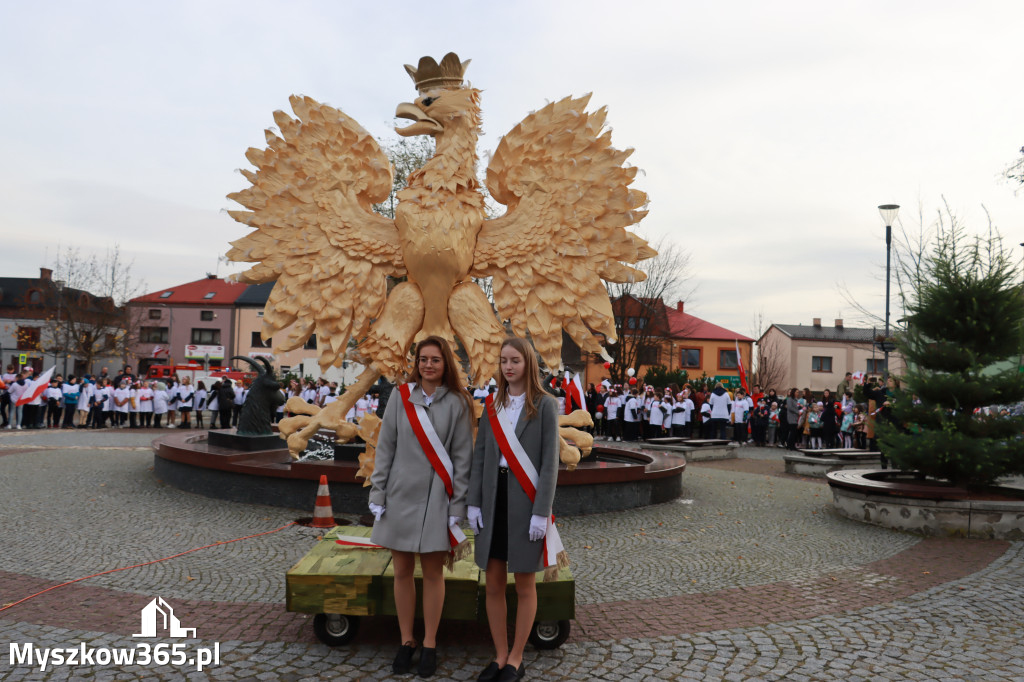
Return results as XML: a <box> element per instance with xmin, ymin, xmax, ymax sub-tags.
<box><xmin>395</xmin><ymin>102</ymin><xmax>442</xmax><ymax>137</ymax></box>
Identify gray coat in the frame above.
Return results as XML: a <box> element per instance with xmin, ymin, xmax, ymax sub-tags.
<box><xmin>369</xmin><ymin>384</ymin><xmax>473</xmax><ymax>554</ymax></box>
<box><xmin>468</xmin><ymin>394</ymin><xmax>560</xmax><ymax>573</ymax></box>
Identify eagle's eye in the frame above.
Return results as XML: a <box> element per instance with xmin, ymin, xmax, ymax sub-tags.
<box><xmin>423</xmin><ymin>97</ymin><xmax>437</xmax><ymax>107</ymax></box>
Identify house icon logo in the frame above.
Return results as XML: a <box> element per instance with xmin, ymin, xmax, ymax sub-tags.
<box><xmin>133</xmin><ymin>597</ymin><xmax>197</xmax><ymax>638</ymax></box>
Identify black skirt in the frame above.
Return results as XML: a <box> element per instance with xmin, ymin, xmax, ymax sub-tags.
<box><xmin>488</xmin><ymin>468</ymin><xmax>509</xmax><ymax>562</ymax></box>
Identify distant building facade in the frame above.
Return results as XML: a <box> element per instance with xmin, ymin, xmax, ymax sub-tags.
<box><xmin>758</xmin><ymin>318</ymin><xmax>906</xmax><ymax>392</ymax></box>
<box><xmin>128</xmin><ymin>275</ymin><xmax>246</xmax><ymax>376</ymax></box>
<box><xmin>0</xmin><ymin>267</ymin><xmax>122</xmax><ymax>376</ymax></box>
<box><xmin>581</xmin><ymin>298</ymin><xmax>754</xmax><ymax>388</ymax></box>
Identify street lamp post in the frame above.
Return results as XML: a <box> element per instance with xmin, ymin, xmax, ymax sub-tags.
<box><xmin>878</xmin><ymin>204</ymin><xmax>900</xmax><ymax>378</ymax></box>
<box><xmin>54</xmin><ymin>279</ymin><xmax>66</xmax><ymax>376</ymax></box>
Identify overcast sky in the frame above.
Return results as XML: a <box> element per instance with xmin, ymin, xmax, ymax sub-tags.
<box><xmin>3</xmin><ymin>1</ymin><xmax>1022</xmax><ymax>340</ymax></box>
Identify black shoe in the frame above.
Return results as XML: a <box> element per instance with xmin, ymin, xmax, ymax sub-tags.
<box><xmin>477</xmin><ymin>661</ymin><xmax>502</xmax><ymax>682</ymax></box>
<box><xmin>417</xmin><ymin>647</ymin><xmax>437</xmax><ymax>678</ymax></box>
<box><xmin>496</xmin><ymin>663</ymin><xmax>525</xmax><ymax>682</ymax></box>
<box><xmin>393</xmin><ymin>641</ymin><xmax>417</xmax><ymax>675</ymax></box>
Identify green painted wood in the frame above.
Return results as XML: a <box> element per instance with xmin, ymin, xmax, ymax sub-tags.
<box><xmin>285</xmin><ymin>526</ymin><xmax>575</xmax><ymax>623</ymax></box>
<box><xmin>286</xmin><ymin>525</ymin><xmax>390</xmax><ymax>616</ymax></box>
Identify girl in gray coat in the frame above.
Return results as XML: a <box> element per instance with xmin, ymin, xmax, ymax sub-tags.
<box><xmin>468</xmin><ymin>337</ymin><xmax>561</xmax><ymax>682</ymax></box>
<box><xmin>368</xmin><ymin>336</ymin><xmax>475</xmax><ymax>677</ymax></box>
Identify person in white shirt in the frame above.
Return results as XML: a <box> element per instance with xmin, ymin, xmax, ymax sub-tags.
<box><xmin>99</xmin><ymin>378</ymin><xmax>116</xmax><ymax>429</ymax></box>
<box><xmin>647</xmin><ymin>392</ymin><xmax>665</xmax><ymax>439</ymax></box>
<box><xmin>233</xmin><ymin>382</ymin><xmax>247</xmax><ymax>426</ymax></box>
<box><xmin>604</xmin><ymin>389</ymin><xmax>622</xmax><ymax>441</ymax></box>
<box><xmin>177</xmin><ymin>377</ymin><xmax>195</xmax><ymax>428</ymax></box>
<box><xmin>194</xmin><ymin>381</ymin><xmax>208</xmax><ymax>428</ymax></box>
<box><xmin>706</xmin><ymin>382</ymin><xmax>732</xmax><ymax>440</ymax></box>
<box><xmin>76</xmin><ymin>378</ymin><xmax>93</xmax><ymax>428</ymax></box>
<box><xmin>128</xmin><ymin>382</ymin><xmax>140</xmax><ymax>428</ymax></box>
<box><xmin>1</xmin><ymin>365</ymin><xmax>16</xmax><ymax>428</ymax></box>
<box><xmin>472</xmin><ymin>385</ymin><xmax>490</xmax><ymax>403</ymax></box>
<box><xmin>355</xmin><ymin>394</ymin><xmax>370</xmax><ymax>420</ymax></box>
<box><xmin>113</xmin><ymin>380</ymin><xmax>130</xmax><ymax>428</ymax></box>
<box><xmin>45</xmin><ymin>380</ymin><xmax>63</xmax><ymax>428</ymax></box>
<box><xmin>700</xmin><ymin>401</ymin><xmax>712</xmax><ymax>438</ymax></box>
<box><xmin>316</xmin><ymin>379</ymin><xmax>331</xmax><ymax>407</ymax></box>
<box><xmin>730</xmin><ymin>388</ymin><xmax>754</xmax><ymax>444</ymax></box>
<box><xmin>622</xmin><ymin>389</ymin><xmax>642</xmax><ymax>441</ymax></box>
<box><xmin>153</xmin><ymin>382</ymin><xmax>170</xmax><ymax>428</ymax></box>
<box><xmin>674</xmin><ymin>389</ymin><xmax>694</xmax><ymax>438</ymax></box>
<box><xmin>137</xmin><ymin>381</ymin><xmax>154</xmax><ymax>428</ymax></box>
<box><xmin>207</xmin><ymin>382</ymin><xmax>220</xmax><ymax>429</ymax></box>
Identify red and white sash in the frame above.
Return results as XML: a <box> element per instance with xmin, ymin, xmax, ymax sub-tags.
<box><xmin>485</xmin><ymin>395</ymin><xmax>566</xmax><ymax>571</ymax></box>
<box><xmin>398</xmin><ymin>383</ymin><xmax>467</xmax><ymax>550</ymax></box>
<box><xmin>335</xmin><ymin>535</ymin><xmax>383</xmax><ymax>549</ymax></box>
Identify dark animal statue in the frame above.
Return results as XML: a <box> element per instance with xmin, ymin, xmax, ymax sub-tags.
<box><xmin>231</xmin><ymin>356</ymin><xmax>285</xmax><ymax>436</ymax></box>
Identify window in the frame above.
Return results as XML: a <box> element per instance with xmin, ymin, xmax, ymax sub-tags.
<box><xmin>638</xmin><ymin>345</ymin><xmax>660</xmax><ymax>365</ymax></box>
<box><xmin>16</xmin><ymin>326</ymin><xmax>41</xmax><ymax>350</ymax></box>
<box><xmin>811</xmin><ymin>356</ymin><xmax>833</xmax><ymax>372</ymax></box>
<box><xmin>680</xmin><ymin>348</ymin><xmax>701</xmax><ymax>368</ymax></box>
<box><xmin>200</xmin><ymin>310</ymin><xmax>214</xmax><ymax>321</ymax></box>
<box><xmin>148</xmin><ymin>309</ymin><xmax>162</xmax><ymax>320</ymax></box>
<box><xmin>203</xmin><ymin>292</ymin><xmax>216</xmax><ymax>299</ymax></box>
<box><xmin>191</xmin><ymin>328</ymin><xmax>221</xmax><ymax>345</ymax></box>
<box><xmin>866</xmin><ymin>358</ymin><xmax>886</xmax><ymax>373</ymax></box>
<box><xmin>140</xmin><ymin>326</ymin><xmax>169</xmax><ymax>343</ymax></box>
<box><xmin>304</xmin><ymin>334</ymin><xmax>317</xmax><ymax>350</ymax></box>
<box><xmin>28</xmin><ymin>290</ymin><xmax>42</xmax><ymax>305</ymax></box>
<box><xmin>159</xmin><ymin>291</ymin><xmax>172</xmax><ymax>298</ymax></box>
<box><xmin>251</xmin><ymin>331</ymin><xmax>272</xmax><ymax>348</ymax></box>
<box><xmin>719</xmin><ymin>349</ymin><xmax>738</xmax><ymax>369</ymax></box>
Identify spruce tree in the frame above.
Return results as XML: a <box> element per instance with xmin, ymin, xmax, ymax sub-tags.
<box><xmin>880</xmin><ymin>222</ymin><xmax>1024</xmax><ymax>488</ymax></box>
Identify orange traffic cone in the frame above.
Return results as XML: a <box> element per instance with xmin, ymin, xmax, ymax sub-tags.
<box><xmin>310</xmin><ymin>474</ymin><xmax>337</xmax><ymax>528</ymax></box>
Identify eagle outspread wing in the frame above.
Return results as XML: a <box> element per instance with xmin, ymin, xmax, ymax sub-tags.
<box><xmin>473</xmin><ymin>94</ymin><xmax>655</xmax><ymax>370</ymax></box>
<box><xmin>226</xmin><ymin>95</ymin><xmax>403</xmax><ymax>369</ymax></box>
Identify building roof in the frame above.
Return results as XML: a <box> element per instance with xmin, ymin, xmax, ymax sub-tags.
<box><xmin>0</xmin><ymin>271</ymin><xmax>113</xmax><ymax>315</ymax></box>
<box><xmin>235</xmin><ymin>282</ymin><xmax>273</xmax><ymax>306</ymax></box>
<box><xmin>131</xmin><ymin>276</ymin><xmax>247</xmax><ymax>306</ymax></box>
<box><xmin>665</xmin><ymin>305</ymin><xmax>753</xmax><ymax>342</ymax></box>
<box><xmin>768</xmin><ymin>322</ymin><xmax>876</xmax><ymax>343</ymax></box>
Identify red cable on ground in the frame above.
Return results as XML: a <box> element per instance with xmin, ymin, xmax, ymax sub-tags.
<box><xmin>0</xmin><ymin>521</ymin><xmax>298</xmax><ymax>613</ymax></box>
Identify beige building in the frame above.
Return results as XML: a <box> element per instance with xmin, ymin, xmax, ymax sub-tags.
<box><xmin>233</xmin><ymin>283</ymin><xmax>365</xmax><ymax>383</ymax></box>
<box><xmin>758</xmin><ymin>318</ymin><xmax>905</xmax><ymax>392</ymax></box>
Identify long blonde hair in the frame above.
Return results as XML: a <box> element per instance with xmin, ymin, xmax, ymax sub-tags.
<box><xmin>495</xmin><ymin>337</ymin><xmax>546</xmax><ymax>420</ymax></box>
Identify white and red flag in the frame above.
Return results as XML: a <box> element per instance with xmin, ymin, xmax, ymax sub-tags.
<box><xmin>16</xmin><ymin>366</ymin><xmax>55</xmax><ymax>406</ymax></box>
<box><xmin>565</xmin><ymin>372</ymin><xmax>586</xmax><ymax>413</ymax></box>
<box><xmin>735</xmin><ymin>340</ymin><xmax>749</xmax><ymax>393</ymax></box>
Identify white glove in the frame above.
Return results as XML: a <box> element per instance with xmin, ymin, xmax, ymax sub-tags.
<box><xmin>368</xmin><ymin>502</ymin><xmax>385</xmax><ymax>521</ymax></box>
<box><xmin>448</xmin><ymin>515</ymin><xmax>462</xmax><ymax>529</ymax></box>
<box><xmin>529</xmin><ymin>514</ymin><xmax>547</xmax><ymax>542</ymax></box>
<box><xmin>467</xmin><ymin>506</ymin><xmax>483</xmax><ymax>533</ymax></box>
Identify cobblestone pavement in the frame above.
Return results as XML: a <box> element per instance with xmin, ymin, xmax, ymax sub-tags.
<box><xmin>1</xmin><ymin>431</ymin><xmax>1022</xmax><ymax>680</ymax></box>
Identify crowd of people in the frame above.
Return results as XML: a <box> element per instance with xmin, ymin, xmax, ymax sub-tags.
<box><xmin>0</xmin><ymin>364</ymin><xmax>255</xmax><ymax>431</ymax></box>
<box><xmin>549</xmin><ymin>371</ymin><xmax>897</xmax><ymax>453</ymax></box>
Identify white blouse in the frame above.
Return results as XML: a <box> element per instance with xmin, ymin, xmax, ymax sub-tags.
<box><xmin>499</xmin><ymin>392</ymin><xmax>527</xmax><ymax>468</ymax></box>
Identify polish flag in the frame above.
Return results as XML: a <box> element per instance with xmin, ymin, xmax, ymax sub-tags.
<box><xmin>567</xmin><ymin>372</ymin><xmax>587</xmax><ymax>413</ymax></box>
<box><xmin>16</xmin><ymin>366</ymin><xmax>55</xmax><ymax>406</ymax></box>
<box><xmin>735</xmin><ymin>340</ymin><xmax>749</xmax><ymax>393</ymax></box>
<box><xmin>152</xmin><ymin>346</ymin><xmax>170</xmax><ymax>358</ymax></box>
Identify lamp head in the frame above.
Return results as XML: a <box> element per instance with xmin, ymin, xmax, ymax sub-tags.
<box><xmin>878</xmin><ymin>204</ymin><xmax>900</xmax><ymax>227</ymax></box>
